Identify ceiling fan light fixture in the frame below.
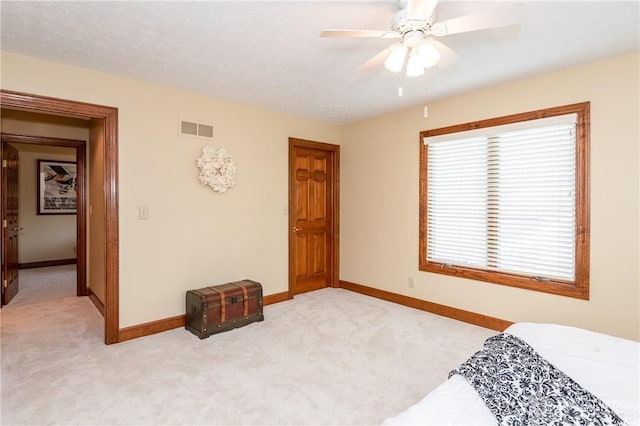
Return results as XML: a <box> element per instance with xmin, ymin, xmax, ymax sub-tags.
<box><xmin>384</xmin><ymin>44</ymin><xmax>408</xmax><ymax>73</ymax></box>
<box><xmin>417</xmin><ymin>40</ymin><xmax>441</xmax><ymax>68</ymax></box>
<box><xmin>403</xmin><ymin>30</ymin><xmax>425</xmax><ymax>48</ymax></box>
<box><xmin>322</xmin><ymin>0</ymin><xmax>521</xmax><ymax>78</ymax></box>
<box><xmin>406</xmin><ymin>48</ymin><xmax>425</xmax><ymax>77</ymax></box>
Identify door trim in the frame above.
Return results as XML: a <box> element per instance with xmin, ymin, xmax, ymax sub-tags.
<box><xmin>288</xmin><ymin>137</ymin><xmax>340</xmax><ymax>299</ymax></box>
<box><xmin>1</xmin><ymin>133</ymin><xmax>87</xmax><ymax>299</ymax></box>
<box><xmin>0</xmin><ymin>89</ymin><xmax>119</xmax><ymax>345</ymax></box>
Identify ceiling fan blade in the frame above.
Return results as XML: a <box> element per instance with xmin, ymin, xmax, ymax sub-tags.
<box><xmin>431</xmin><ymin>4</ymin><xmax>522</xmax><ymax>36</ymax></box>
<box><xmin>320</xmin><ymin>30</ymin><xmax>400</xmax><ymax>39</ymax></box>
<box><xmin>407</xmin><ymin>0</ymin><xmax>438</xmax><ymax>21</ymax></box>
<box><xmin>429</xmin><ymin>38</ymin><xmax>460</xmax><ymax>68</ymax></box>
<box><xmin>357</xmin><ymin>44</ymin><xmax>398</xmax><ymax>72</ymax></box>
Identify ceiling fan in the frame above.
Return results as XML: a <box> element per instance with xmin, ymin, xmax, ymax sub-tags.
<box><xmin>320</xmin><ymin>0</ymin><xmax>522</xmax><ymax>77</ymax></box>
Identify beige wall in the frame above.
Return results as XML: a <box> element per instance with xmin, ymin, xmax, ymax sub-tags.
<box><xmin>340</xmin><ymin>53</ymin><xmax>640</xmax><ymax>341</ymax></box>
<box><xmin>12</xmin><ymin>145</ymin><xmax>76</xmax><ymax>263</ymax></box>
<box><xmin>1</xmin><ymin>51</ymin><xmax>341</xmax><ymax>327</ymax></box>
<box><xmin>1</xmin><ymin>109</ymin><xmax>85</xmax><ymax>263</ymax></box>
<box><xmin>1</xmin><ymin>109</ymin><xmax>89</xmax><ymax>140</ymax></box>
<box><xmin>3</xmin><ymin>50</ymin><xmax>637</xmax><ymax>341</ymax></box>
<box><xmin>88</xmin><ymin>119</ymin><xmax>106</xmax><ymax>303</ymax></box>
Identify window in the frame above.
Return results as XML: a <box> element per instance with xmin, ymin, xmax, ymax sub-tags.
<box><xmin>419</xmin><ymin>103</ymin><xmax>590</xmax><ymax>299</ymax></box>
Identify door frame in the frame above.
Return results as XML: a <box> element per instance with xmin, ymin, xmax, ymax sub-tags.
<box><xmin>0</xmin><ymin>89</ymin><xmax>119</xmax><ymax>345</ymax></box>
<box><xmin>288</xmin><ymin>137</ymin><xmax>340</xmax><ymax>299</ymax></box>
<box><xmin>1</xmin><ymin>133</ymin><xmax>87</xmax><ymax>299</ymax></box>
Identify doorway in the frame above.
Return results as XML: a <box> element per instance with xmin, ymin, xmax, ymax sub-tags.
<box><xmin>1</xmin><ymin>134</ymin><xmax>86</xmax><ymax>305</ymax></box>
<box><xmin>288</xmin><ymin>138</ymin><xmax>340</xmax><ymax>297</ymax></box>
<box><xmin>0</xmin><ymin>89</ymin><xmax>119</xmax><ymax>344</ymax></box>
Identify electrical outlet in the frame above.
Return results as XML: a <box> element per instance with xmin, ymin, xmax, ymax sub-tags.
<box><xmin>408</xmin><ymin>277</ymin><xmax>414</xmax><ymax>288</ymax></box>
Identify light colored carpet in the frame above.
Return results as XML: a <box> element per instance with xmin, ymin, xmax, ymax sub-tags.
<box><xmin>1</xmin><ymin>265</ymin><xmax>496</xmax><ymax>425</ymax></box>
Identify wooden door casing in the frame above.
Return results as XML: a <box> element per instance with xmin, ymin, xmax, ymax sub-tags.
<box><xmin>0</xmin><ymin>90</ymin><xmax>119</xmax><ymax>344</ymax></box>
<box><xmin>1</xmin><ymin>133</ymin><xmax>87</xmax><ymax>299</ymax></box>
<box><xmin>2</xmin><ymin>143</ymin><xmax>20</xmax><ymax>305</ymax></box>
<box><xmin>289</xmin><ymin>138</ymin><xmax>339</xmax><ymax>296</ymax></box>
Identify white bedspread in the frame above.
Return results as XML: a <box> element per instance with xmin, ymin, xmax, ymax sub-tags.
<box><xmin>383</xmin><ymin>322</ymin><xmax>639</xmax><ymax>425</ymax></box>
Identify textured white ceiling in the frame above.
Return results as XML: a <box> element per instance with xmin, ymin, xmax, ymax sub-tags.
<box><xmin>1</xmin><ymin>1</ymin><xmax>638</xmax><ymax>124</ymax></box>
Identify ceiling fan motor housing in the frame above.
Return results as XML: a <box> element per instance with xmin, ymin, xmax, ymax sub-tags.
<box><xmin>392</xmin><ymin>6</ymin><xmax>434</xmax><ymax>40</ymax></box>
<box><xmin>391</xmin><ymin>8</ymin><xmax>408</xmax><ymax>31</ymax></box>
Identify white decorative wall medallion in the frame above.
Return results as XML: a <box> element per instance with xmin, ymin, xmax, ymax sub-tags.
<box><xmin>196</xmin><ymin>146</ymin><xmax>237</xmax><ymax>193</ymax></box>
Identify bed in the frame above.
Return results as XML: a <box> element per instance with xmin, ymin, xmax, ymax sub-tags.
<box><xmin>383</xmin><ymin>322</ymin><xmax>639</xmax><ymax>425</ymax></box>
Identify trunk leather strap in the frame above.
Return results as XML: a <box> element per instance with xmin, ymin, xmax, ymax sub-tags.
<box><xmin>234</xmin><ymin>282</ymin><xmax>250</xmax><ymax>317</ymax></box>
<box><xmin>209</xmin><ymin>287</ymin><xmax>226</xmax><ymax>322</ymax></box>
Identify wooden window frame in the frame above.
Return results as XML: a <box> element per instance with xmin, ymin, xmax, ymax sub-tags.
<box><xmin>419</xmin><ymin>102</ymin><xmax>590</xmax><ymax>299</ymax></box>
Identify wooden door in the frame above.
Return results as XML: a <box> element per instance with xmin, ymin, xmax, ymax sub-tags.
<box><xmin>289</xmin><ymin>138</ymin><xmax>339</xmax><ymax>295</ymax></box>
<box><xmin>2</xmin><ymin>143</ymin><xmax>20</xmax><ymax>305</ymax></box>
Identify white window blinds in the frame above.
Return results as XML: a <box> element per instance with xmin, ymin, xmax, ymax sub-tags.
<box><xmin>424</xmin><ymin>114</ymin><xmax>577</xmax><ymax>281</ymax></box>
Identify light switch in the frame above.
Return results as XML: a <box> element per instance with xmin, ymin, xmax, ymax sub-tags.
<box><xmin>138</xmin><ymin>206</ymin><xmax>149</xmax><ymax>220</ymax></box>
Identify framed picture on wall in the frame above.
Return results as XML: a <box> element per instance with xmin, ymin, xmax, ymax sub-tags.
<box><xmin>37</xmin><ymin>160</ymin><xmax>77</xmax><ymax>215</ymax></box>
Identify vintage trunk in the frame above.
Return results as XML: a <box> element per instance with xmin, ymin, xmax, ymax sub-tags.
<box><xmin>185</xmin><ymin>280</ymin><xmax>264</xmax><ymax>339</ymax></box>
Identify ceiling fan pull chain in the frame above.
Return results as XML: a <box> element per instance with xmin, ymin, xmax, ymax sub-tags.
<box><xmin>398</xmin><ymin>73</ymin><xmax>405</xmax><ymax>97</ymax></box>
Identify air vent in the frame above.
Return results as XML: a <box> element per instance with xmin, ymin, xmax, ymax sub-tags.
<box><xmin>179</xmin><ymin>119</ymin><xmax>214</xmax><ymax>139</ymax></box>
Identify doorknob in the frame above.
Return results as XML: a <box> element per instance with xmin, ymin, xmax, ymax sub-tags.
<box><xmin>293</xmin><ymin>226</ymin><xmax>302</xmax><ymax>232</ymax></box>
